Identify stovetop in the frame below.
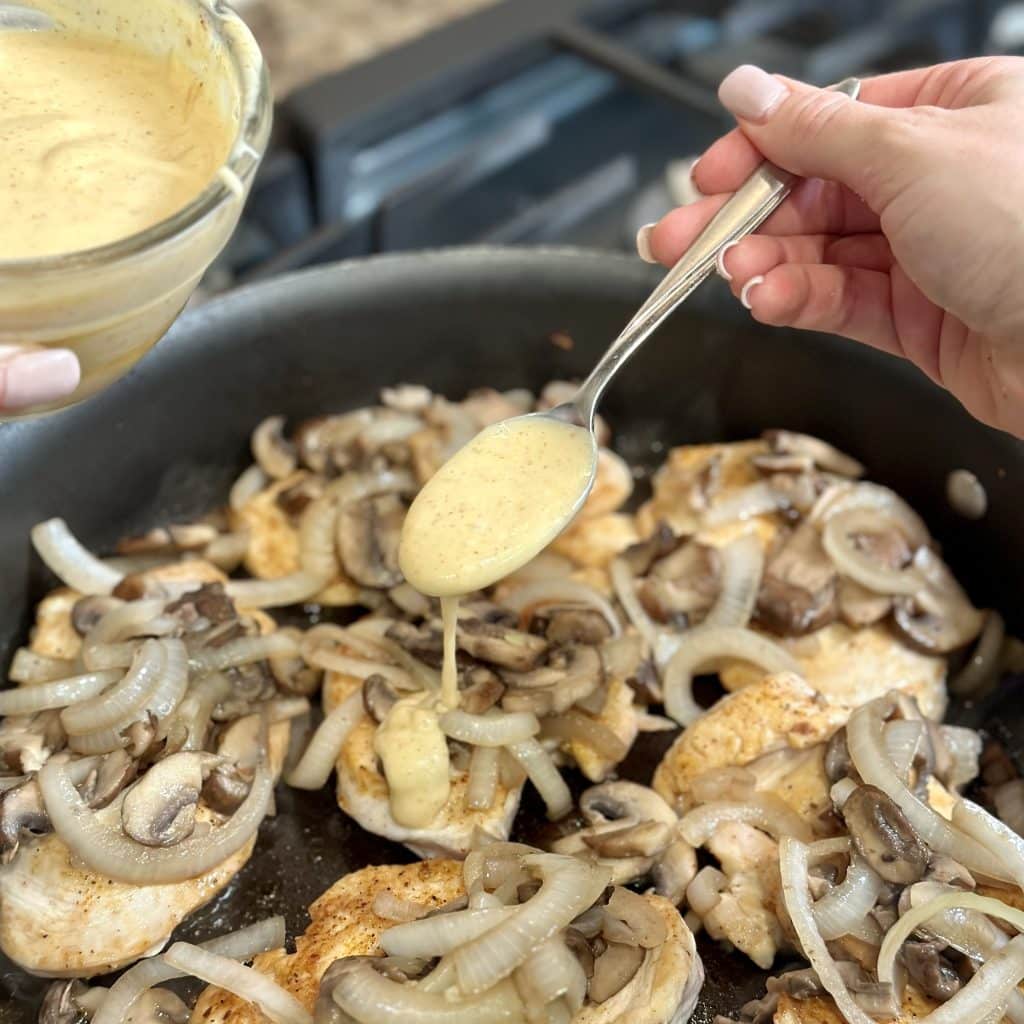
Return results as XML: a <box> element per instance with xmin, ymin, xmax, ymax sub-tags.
<box><xmin>206</xmin><ymin>0</ymin><xmax>1017</xmax><ymax>295</ymax></box>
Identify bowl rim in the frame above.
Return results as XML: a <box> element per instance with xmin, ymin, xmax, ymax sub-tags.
<box><xmin>0</xmin><ymin>0</ymin><xmax>272</xmax><ymax>276</ymax></box>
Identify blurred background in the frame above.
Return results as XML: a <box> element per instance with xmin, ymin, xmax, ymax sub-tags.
<box><xmin>203</xmin><ymin>0</ymin><xmax>1024</xmax><ymax>295</ymax></box>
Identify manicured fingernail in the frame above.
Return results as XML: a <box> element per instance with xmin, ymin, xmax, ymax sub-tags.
<box><xmin>719</xmin><ymin>65</ymin><xmax>789</xmax><ymax>122</ymax></box>
<box><xmin>716</xmin><ymin>241</ymin><xmax>739</xmax><ymax>281</ymax></box>
<box><xmin>0</xmin><ymin>349</ymin><xmax>81</xmax><ymax>410</ymax></box>
<box><xmin>636</xmin><ymin>223</ymin><xmax>657</xmax><ymax>264</ymax></box>
<box><xmin>740</xmin><ymin>275</ymin><xmax>765</xmax><ymax>310</ymax></box>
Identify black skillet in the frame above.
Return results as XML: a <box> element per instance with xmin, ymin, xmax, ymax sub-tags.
<box><xmin>1</xmin><ymin>248</ymin><xmax>1023</xmax><ymax>1022</ymax></box>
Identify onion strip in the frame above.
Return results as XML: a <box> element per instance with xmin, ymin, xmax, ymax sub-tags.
<box><xmin>381</xmin><ymin>907</ymin><xmax>516</xmax><ymax>957</ymax></box>
<box><xmin>680</xmin><ymin>798</ymin><xmax>813</xmax><ymax>845</ymax></box>
<box><xmin>703</xmin><ymin>533</ymin><xmax>763</xmax><ymax>629</ymax></box>
<box><xmin>506</xmin><ymin>739</ymin><xmax>571</xmax><ymax>820</ymax></box>
<box><xmin>467</xmin><ymin>745</ymin><xmax>500</xmax><ymax>810</ymax></box>
<box><xmin>439</xmin><ymin>710</ymin><xmax>539</xmax><ymax>747</ymax></box>
<box><xmin>31</xmin><ymin>518</ymin><xmax>123</xmax><ymax>595</ymax></box>
<box><xmin>0</xmin><ymin>670</ymin><xmax>120</xmax><ymax>716</ymax></box>
<box><xmin>812</xmin><ymin>854</ymin><xmax>885</xmax><ymax>941</ymax></box>
<box><xmin>501</xmin><ymin>580</ymin><xmax>621</xmax><ymax>637</ymax></box>
<box><xmin>287</xmin><ymin>692</ymin><xmax>364</xmax><ymax>790</ymax></box>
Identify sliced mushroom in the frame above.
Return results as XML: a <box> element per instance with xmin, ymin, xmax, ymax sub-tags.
<box><xmin>894</xmin><ymin>548</ymin><xmax>985</xmax><ymax>653</ymax></box>
<box><xmin>841</xmin><ymin>783</ymin><xmax>929</xmax><ymax>884</ymax></box>
<box><xmin>385</xmin><ymin>621</ymin><xmax>444</xmax><ymax>667</ymax></box>
<box><xmin>543</xmin><ymin>608</ymin><xmax>613</xmax><ymax>646</ymax></box>
<box><xmin>201</xmin><ymin>762</ymin><xmax>253</xmax><ymax>815</ymax></box>
<box><xmin>756</xmin><ymin>521</ymin><xmax>837</xmax><ymax>635</ymax></box>
<box><xmin>276</xmin><ymin>474</ymin><xmax>324</xmax><ymax>518</ymax></box>
<box><xmin>126</xmin><ymin>714</ymin><xmax>159</xmax><ymax>759</ymax></box>
<box><xmin>165</xmin><ymin>583</ymin><xmax>237</xmax><ymax>630</ymax></box>
<box><xmin>603</xmin><ymin>886</ymin><xmax>668</xmax><ymax>949</ymax></box>
<box><xmin>901</xmin><ymin>940</ymin><xmax>961</xmax><ymax>1003</ymax></box>
<box><xmin>0</xmin><ymin>777</ymin><xmax>50</xmax><ymax>860</ymax></box>
<box><xmin>252</xmin><ymin>414</ymin><xmax>298</xmax><ymax>480</ymax></box>
<box><xmin>620</xmin><ymin>523</ymin><xmax>682</xmax><ymax>577</ymax></box>
<box><xmin>459</xmin><ymin>667</ymin><xmax>505</xmax><ymax>715</ymax></box>
<box><xmin>925</xmin><ymin>854</ymin><xmax>975</xmax><ymax>890</ymax></box>
<box><xmin>78</xmin><ymin>748</ymin><xmax>137</xmax><ymax>809</ymax></box>
<box><xmin>338</xmin><ymin>493</ymin><xmax>405</xmax><ymax>589</ymax></box>
<box><xmin>652</xmin><ymin>840</ymin><xmax>697</xmax><ymax>905</ymax></box>
<box><xmin>270</xmin><ymin>628</ymin><xmax>323</xmax><ymax>697</ymax></box>
<box><xmin>458</xmin><ymin>619</ymin><xmax>548</xmax><ymax>671</ymax></box>
<box><xmin>589</xmin><ymin>940</ymin><xmax>645</xmax><ymax>1003</ymax></box>
<box><xmin>763</xmin><ymin>429</ymin><xmax>864</xmax><ymax>478</ymax></box>
<box><xmin>388</xmin><ymin>582</ymin><xmax>432</xmax><ymax>619</ymax></box>
<box><xmin>38</xmin><ymin>979</ymin><xmax>91</xmax><ymax>1024</ymax></box>
<box><xmin>580</xmin><ymin>781</ymin><xmax>677</xmax><ymax>828</ymax></box>
<box><xmin>837</xmin><ymin>578</ymin><xmax>891</xmax><ymax>628</ymax></box>
<box><xmin>564</xmin><ymin>926</ymin><xmax>595</xmax><ymax>979</ymax></box>
<box><xmin>363</xmin><ymin>675</ymin><xmax>400</xmax><ymax>724</ymax></box>
<box><xmin>70</xmin><ymin>595</ymin><xmax>122</xmax><ymax>636</ymax></box>
<box><xmin>503</xmin><ymin>645</ymin><xmax>603</xmax><ymax>715</ymax></box>
<box><xmin>824</xmin><ymin>728</ymin><xmax>853</xmax><ymax>784</ymax></box>
<box><xmin>582</xmin><ymin>820</ymin><xmax>674</xmax><ymax>859</ymax></box>
<box><xmin>121</xmin><ymin>752</ymin><xmax>219</xmax><ymax>847</ymax></box>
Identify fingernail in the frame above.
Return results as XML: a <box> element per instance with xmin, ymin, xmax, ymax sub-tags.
<box><xmin>719</xmin><ymin>65</ymin><xmax>789</xmax><ymax>122</ymax></box>
<box><xmin>636</xmin><ymin>223</ymin><xmax>657</xmax><ymax>264</ymax></box>
<box><xmin>0</xmin><ymin>349</ymin><xmax>81</xmax><ymax>410</ymax></box>
<box><xmin>716</xmin><ymin>241</ymin><xmax>739</xmax><ymax>281</ymax></box>
<box><xmin>740</xmin><ymin>275</ymin><xmax>765</xmax><ymax>310</ymax></box>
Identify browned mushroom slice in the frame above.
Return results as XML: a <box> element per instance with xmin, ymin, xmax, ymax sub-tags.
<box><xmin>589</xmin><ymin>940</ymin><xmax>645</xmax><ymax>1002</ymax></box>
<box><xmin>79</xmin><ymin>749</ymin><xmax>137</xmax><ymax>809</ymax></box>
<box><xmin>504</xmin><ymin>646</ymin><xmax>604</xmax><ymax>715</ymax></box>
<box><xmin>763</xmin><ymin>429</ymin><xmax>864</xmax><ymax>478</ymax></box>
<box><xmin>38</xmin><ymin>980</ymin><xmax>93</xmax><ymax>1024</ymax></box>
<box><xmin>338</xmin><ymin>493</ymin><xmax>405</xmax><ymax>589</ymax></box>
<box><xmin>363</xmin><ymin>675</ymin><xmax>401</xmax><ymax>724</ymax></box>
<box><xmin>459</xmin><ymin>667</ymin><xmax>505</xmax><ymax>715</ymax></box>
<box><xmin>0</xmin><ymin>777</ymin><xmax>50</xmax><ymax>861</ymax></box>
<box><xmin>619</xmin><ymin>523</ymin><xmax>682</xmax><ymax>576</ymax></box>
<box><xmin>840</xmin><ymin>783</ymin><xmax>929</xmax><ymax>884</ymax></box>
<box><xmin>70</xmin><ymin>595</ymin><xmax>122</xmax><ymax>636</ymax></box>
<box><xmin>201</xmin><ymin>762</ymin><xmax>252</xmax><ymax>815</ymax></box>
<box><xmin>900</xmin><ymin>940</ymin><xmax>961</xmax><ymax>1003</ymax></box>
<box><xmin>893</xmin><ymin>548</ymin><xmax>984</xmax><ymax>653</ymax></box>
<box><xmin>542</xmin><ymin>608</ymin><xmax>613</xmax><ymax>646</ymax></box>
<box><xmin>252</xmin><ymin>415</ymin><xmax>298</xmax><ymax>480</ymax></box>
<box><xmin>457</xmin><ymin>619</ymin><xmax>548</xmax><ymax>671</ymax></box>
<box><xmin>121</xmin><ymin>752</ymin><xmax>220</xmax><ymax>847</ymax></box>
<box><xmin>165</xmin><ymin>583</ymin><xmax>238</xmax><ymax>632</ymax></box>
<box><xmin>603</xmin><ymin>886</ymin><xmax>669</xmax><ymax>948</ymax></box>
<box><xmin>755</xmin><ymin>521</ymin><xmax>837</xmax><ymax>635</ymax></box>
<box><xmin>582</xmin><ymin>820</ymin><xmax>674</xmax><ymax>858</ymax></box>
<box><xmin>385</xmin><ymin>621</ymin><xmax>444</xmax><ymax>667</ymax></box>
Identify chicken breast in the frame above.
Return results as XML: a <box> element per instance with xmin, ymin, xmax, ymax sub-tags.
<box><xmin>773</xmin><ymin>984</ymin><xmax>938</xmax><ymax>1023</ymax></box>
<box><xmin>570</xmin><ymin>677</ymin><xmax>641</xmax><ymax>784</ymax></box>
<box><xmin>653</xmin><ymin>673</ymin><xmax>847</xmax><ymax>814</ymax></box>
<box><xmin>552</xmin><ymin>513</ymin><xmax>639</xmax><ymax>569</ymax></box>
<box><xmin>720</xmin><ymin>622</ymin><xmax>947</xmax><ymax>721</ymax></box>
<box><xmin>0</xmin><ymin>719</ymin><xmax>291</xmax><ymax>978</ymax></box>
<box><xmin>324</xmin><ymin>670</ymin><xmax>522</xmax><ymax>858</ymax></box>
<box><xmin>191</xmin><ymin>859</ymin><xmax>704</xmax><ymax>1024</ymax></box>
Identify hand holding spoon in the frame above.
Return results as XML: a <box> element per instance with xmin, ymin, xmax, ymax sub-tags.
<box><xmin>399</xmin><ymin>77</ymin><xmax>861</xmax><ymax>598</ymax></box>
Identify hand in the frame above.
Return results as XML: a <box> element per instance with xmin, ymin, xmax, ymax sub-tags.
<box><xmin>0</xmin><ymin>346</ymin><xmax>80</xmax><ymax>413</ymax></box>
<box><xmin>638</xmin><ymin>59</ymin><xmax>1024</xmax><ymax>438</ymax></box>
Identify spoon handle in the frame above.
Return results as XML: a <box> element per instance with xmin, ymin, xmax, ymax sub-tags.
<box><xmin>575</xmin><ymin>76</ymin><xmax>861</xmax><ymax>426</ymax></box>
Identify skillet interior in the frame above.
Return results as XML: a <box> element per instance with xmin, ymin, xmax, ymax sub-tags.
<box><xmin>0</xmin><ymin>247</ymin><xmax>1022</xmax><ymax>1021</ymax></box>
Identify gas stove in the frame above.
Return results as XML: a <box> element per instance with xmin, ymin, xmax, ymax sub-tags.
<box><xmin>208</xmin><ymin>0</ymin><xmax>1015</xmax><ymax>293</ymax></box>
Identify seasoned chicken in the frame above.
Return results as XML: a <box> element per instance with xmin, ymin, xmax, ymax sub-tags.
<box><xmin>773</xmin><ymin>985</ymin><xmax>938</xmax><ymax>1023</ymax></box>
<box><xmin>0</xmin><ymin>722</ymin><xmax>291</xmax><ymax>977</ymax></box>
<box><xmin>323</xmin><ymin>669</ymin><xmax>522</xmax><ymax>858</ymax></box>
<box><xmin>191</xmin><ymin>859</ymin><xmax>704</xmax><ymax>1024</ymax></box>
<box><xmin>552</xmin><ymin>513</ymin><xmax>639</xmax><ymax>569</ymax></box>
<box><xmin>570</xmin><ymin>676</ymin><xmax>641</xmax><ymax>783</ymax></box>
<box><xmin>653</xmin><ymin>673</ymin><xmax>847</xmax><ymax>814</ymax></box>
<box><xmin>720</xmin><ymin>622</ymin><xmax>947</xmax><ymax>721</ymax></box>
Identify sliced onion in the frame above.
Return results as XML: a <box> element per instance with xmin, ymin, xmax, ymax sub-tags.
<box><xmin>812</xmin><ymin>854</ymin><xmax>884</xmax><ymax>941</ymax></box>
<box><xmin>703</xmin><ymin>533</ymin><xmax>763</xmax><ymax>629</ymax></box>
<box><xmin>467</xmin><ymin>746</ymin><xmax>500</xmax><ymax>810</ymax></box>
<box><xmin>190</xmin><ymin>633</ymin><xmax>299</xmax><ymax>674</ymax></box>
<box><xmin>883</xmin><ymin>719</ymin><xmax>926</xmax><ymax>783</ymax></box>
<box><xmin>810</xmin><ymin>481</ymin><xmax>930</xmax><ymax>546</ymax></box>
<box><xmin>180</xmin><ymin>672</ymin><xmax>234</xmax><ymax>751</ymax></box>
<box><xmin>372</xmin><ymin>892</ymin><xmax>430</xmax><ymax>923</ymax></box>
<box><xmin>822</xmin><ymin>509</ymin><xmax>922</xmax><ymax>595</ymax></box>
<box><xmin>31</xmin><ymin>518</ymin><xmax>123</xmax><ymax>595</ymax></box>
<box><xmin>501</xmin><ymin>580</ymin><xmax>621</xmax><ymax>637</ymax></box>
<box><xmin>305</xmin><ymin>648</ymin><xmax>416</xmax><ymax>691</ymax></box>
<box><xmin>506</xmin><ymin>739</ymin><xmax>571</xmax><ymax>820</ymax></box>
<box><xmin>453</xmin><ymin>854</ymin><xmax>609</xmax><ymax>995</ymax></box>
<box><xmin>950</xmin><ymin>611</ymin><xmax>1005</xmax><ymax>697</ymax></box>
<box><xmin>516</xmin><ymin>935</ymin><xmax>586</xmax><ymax>1013</ymax></box>
<box><xmin>686</xmin><ymin>866</ymin><xmax>727</xmax><ymax>915</ymax></box>
<box><xmin>779</xmin><ymin>837</ymin><xmax>876</xmax><ymax>1024</ymax></box>
<box><xmin>703</xmin><ymin>481</ymin><xmax>789</xmax><ymax>528</ymax></box>
<box><xmin>439</xmin><ymin>710</ymin><xmax>539</xmax><ymax>747</ymax></box>
<box><xmin>162</xmin><ymin>942</ymin><xmax>311</xmax><ymax>1024</ymax></box>
<box><xmin>878</xmin><ymin>891</ymin><xmax>1024</xmax><ymax>985</ymax></box>
<box><xmin>332</xmin><ymin>958</ymin><xmax>521</xmax><ymax>1024</ymax></box>
<box><xmin>8</xmin><ymin>649</ymin><xmax>76</xmax><ymax>685</ymax></box>
<box><xmin>297</xmin><ymin>491</ymin><xmax>340</xmax><ymax>581</ymax></box>
<box><xmin>952</xmin><ymin>798</ymin><xmax>1024</xmax><ymax>888</ymax></box>
<box><xmin>68</xmin><ymin>726</ymin><xmax>128</xmax><ymax>755</ymax></box>
<box><xmin>381</xmin><ymin>907</ymin><xmax>516</xmax><ymax>957</ymax></box>
<box><xmin>93</xmin><ymin>917</ymin><xmax>285</xmax><ymax>1024</ymax></box>
<box><xmin>846</xmin><ymin>699</ymin><xmax>1009</xmax><ymax>881</ymax></box>
<box><xmin>663</xmin><ymin>626</ymin><xmax>799</xmax><ymax>726</ymax></box>
<box><xmin>226</xmin><ymin>571</ymin><xmax>326</xmax><ymax>610</ymax></box>
<box><xmin>82</xmin><ymin>599</ymin><xmax>170</xmax><ymax>670</ymax></box>
<box><xmin>0</xmin><ymin>670</ymin><xmax>119</xmax><ymax>716</ymax></box>
<box><xmin>344</xmin><ymin>619</ymin><xmax>441</xmax><ymax>691</ymax></box>
<box><xmin>539</xmin><ymin>710</ymin><xmax>628</xmax><ymax>762</ymax></box>
<box><xmin>230</xmin><ymin>464</ymin><xmax>269</xmax><ymax>511</ymax></box>
<box><xmin>204</xmin><ymin>531</ymin><xmax>251</xmax><ymax>572</ymax></box>
<box><xmin>680</xmin><ymin>798</ymin><xmax>813</xmax><ymax>845</ymax></box>
<box><xmin>940</xmin><ymin>724</ymin><xmax>983</xmax><ymax>791</ymax></box>
<box><xmin>38</xmin><ymin>751</ymin><xmax>271</xmax><ymax>884</ymax></box>
<box><xmin>610</xmin><ymin>557</ymin><xmax>661</xmax><ymax>653</ymax></box>
<box><xmin>287</xmin><ymin>691</ymin><xmax>364</xmax><ymax>791</ymax></box>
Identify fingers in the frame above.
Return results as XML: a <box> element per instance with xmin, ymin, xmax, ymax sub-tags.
<box><xmin>737</xmin><ymin>263</ymin><xmax>901</xmax><ymax>357</ymax></box>
<box><xmin>719</xmin><ymin>234</ymin><xmax>894</xmax><ymax>282</ymax></box>
<box><xmin>643</xmin><ymin>178</ymin><xmax>879</xmax><ymax>266</ymax></box>
<box><xmin>0</xmin><ymin>347</ymin><xmax>80</xmax><ymax>412</ymax></box>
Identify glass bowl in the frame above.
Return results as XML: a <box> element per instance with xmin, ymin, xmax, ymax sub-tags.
<box><xmin>0</xmin><ymin>0</ymin><xmax>272</xmax><ymax>418</ymax></box>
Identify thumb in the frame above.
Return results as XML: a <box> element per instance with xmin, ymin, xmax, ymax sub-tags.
<box><xmin>718</xmin><ymin>65</ymin><xmax>901</xmax><ymax>204</ymax></box>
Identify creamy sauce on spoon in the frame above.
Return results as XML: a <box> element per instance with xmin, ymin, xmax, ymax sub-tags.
<box><xmin>0</xmin><ymin>29</ymin><xmax>234</xmax><ymax>259</ymax></box>
<box><xmin>374</xmin><ymin>415</ymin><xmax>596</xmax><ymax>829</ymax></box>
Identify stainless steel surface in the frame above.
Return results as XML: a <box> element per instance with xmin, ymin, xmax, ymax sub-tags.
<box><xmin>554</xmin><ymin>76</ymin><xmax>861</xmax><ymax>431</ymax></box>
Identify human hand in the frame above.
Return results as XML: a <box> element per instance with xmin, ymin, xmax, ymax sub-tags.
<box><xmin>0</xmin><ymin>347</ymin><xmax>80</xmax><ymax>413</ymax></box>
<box><xmin>638</xmin><ymin>59</ymin><xmax>1024</xmax><ymax>438</ymax></box>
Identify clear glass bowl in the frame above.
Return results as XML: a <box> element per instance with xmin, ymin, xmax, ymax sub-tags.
<box><xmin>0</xmin><ymin>0</ymin><xmax>272</xmax><ymax>417</ymax></box>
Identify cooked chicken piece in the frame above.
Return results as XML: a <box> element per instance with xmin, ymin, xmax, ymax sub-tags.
<box><xmin>229</xmin><ymin>471</ymin><xmax>361</xmax><ymax>605</ymax></box>
<box><xmin>719</xmin><ymin>622</ymin><xmax>947</xmax><ymax>721</ymax></box>
<box><xmin>552</xmin><ymin>513</ymin><xmax>639</xmax><ymax>569</ymax></box>
<box><xmin>773</xmin><ymin>984</ymin><xmax>937</xmax><ymax>1023</ymax></box>
<box><xmin>635</xmin><ymin>441</ymin><xmax>781</xmax><ymax>550</ymax></box>
<box><xmin>579</xmin><ymin>449</ymin><xmax>634</xmax><ymax>520</ymax></box>
<box><xmin>29</xmin><ymin>589</ymin><xmax>81</xmax><ymax>659</ymax></box>
<box><xmin>191</xmin><ymin>859</ymin><xmax>703</xmax><ymax>1024</ymax></box>
<box><xmin>745</xmin><ymin>745</ymin><xmax>833</xmax><ymax>827</ymax></box>
<box><xmin>569</xmin><ymin>677</ymin><xmax>641</xmax><ymax>784</ymax></box>
<box><xmin>0</xmin><ymin>721</ymin><xmax>291</xmax><ymax>978</ymax></box>
<box><xmin>324</xmin><ymin>670</ymin><xmax>521</xmax><ymax>858</ymax></box>
<box><xmin>653</xmin><ymin>673</ymin><xmax>847</xmax><ymax>813</ymax></box>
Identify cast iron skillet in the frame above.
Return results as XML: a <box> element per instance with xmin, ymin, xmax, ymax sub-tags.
<box><xmin>1</xmin><ymin>248</ymin><xmax>1022</xmax><ymax>1022</ymax></box>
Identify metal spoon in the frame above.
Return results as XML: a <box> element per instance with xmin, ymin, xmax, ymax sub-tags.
<box><xmin>0</xmin><ymin>4</ymin><xmax>53</xmax><ymax>28</ymax></box>
<box><xmin>551</xmin><ymin>74</ymin><xmax>862</xmax><ymax>434</ymax></box>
